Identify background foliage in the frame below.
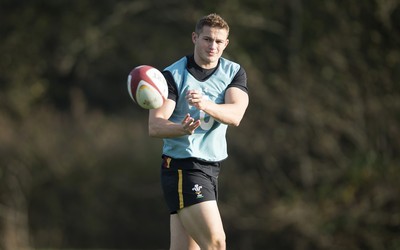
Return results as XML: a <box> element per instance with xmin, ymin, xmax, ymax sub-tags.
<box><xmin>1</xmin><ymin>0</ymin><xmax>399</xmax><ymax>249</ymax></box>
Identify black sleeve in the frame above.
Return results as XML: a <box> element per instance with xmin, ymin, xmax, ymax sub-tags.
<box><xmin>162</xmin><ymin>70</ymin><xmax>178</xmax><ymax>102</ymax></box>
<box><xmin>227</xmin><ymin>66</ymin><xmax>248</xmax><ymax>93</ymax></box>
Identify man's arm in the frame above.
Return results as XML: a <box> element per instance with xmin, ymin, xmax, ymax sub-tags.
<box><xmin>148</xmin><ymin>99</ymin><xmax>201</xmax><ymax>138</ymax></box>
<box><xmin>186</xmin><ymin>87</ymin><xmax>249</xmax><ymax>127</ymax></box>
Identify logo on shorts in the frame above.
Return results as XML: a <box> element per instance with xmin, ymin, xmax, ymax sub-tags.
<box><xmin>192</xmin><ymin>184</ymin><xmax>203</xmax><ymax>199</ymax></box>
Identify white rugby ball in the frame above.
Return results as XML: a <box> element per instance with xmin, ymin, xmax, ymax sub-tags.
<box><xmin>127</xmin><ymin>65</ymin><xmax>168</xmax><ymax>109</ymax></box>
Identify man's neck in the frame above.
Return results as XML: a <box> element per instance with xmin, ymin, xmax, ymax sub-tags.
<box><xmin>193</xmin><ymin>54</ymin><xmax>218</xmax><ymax>69</ymax></box>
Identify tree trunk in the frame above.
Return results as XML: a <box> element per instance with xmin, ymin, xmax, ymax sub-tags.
<box><xmin>1</xmin><ymin>167</ymin><xmax>31</xmax><ymax>250</ymax></box>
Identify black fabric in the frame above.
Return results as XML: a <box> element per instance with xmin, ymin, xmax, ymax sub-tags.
<box><xmin>160</xmin><ymin>156</ymin><xmax>220</xmax><ymax>214</ymax></box>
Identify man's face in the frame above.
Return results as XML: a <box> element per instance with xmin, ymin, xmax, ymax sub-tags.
<box><xmin>192</xmin><ymin>26</ymin><xmax>229</xmax><ymax>68</ymax></box>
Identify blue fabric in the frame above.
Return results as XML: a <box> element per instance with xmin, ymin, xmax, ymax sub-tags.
<box><xmin>162</xmin><ymin>57</ymin><xmax>240</xmax><ymax>161</ymax></box>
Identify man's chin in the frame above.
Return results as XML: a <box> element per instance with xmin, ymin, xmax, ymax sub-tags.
<box><xmin>206</xmin><ymin>55</ymin><xmax>219</xmax><ymax>63</ymax></box>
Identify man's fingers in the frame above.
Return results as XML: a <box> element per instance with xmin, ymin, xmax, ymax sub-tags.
<box><xmin>181</xmin><ymin>114</ymin><xmax>191</xmax><ymax>125</ymax></box>
<box><xmin>183</xmin><ymin>119</ymin><xmax>201</xmax><ymax>134</ymax></box>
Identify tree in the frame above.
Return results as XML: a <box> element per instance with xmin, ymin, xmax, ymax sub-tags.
<box><xmin>0</xmin><ymin>0</ymin><xmax>399</xmax><ymax>249</ymax></box>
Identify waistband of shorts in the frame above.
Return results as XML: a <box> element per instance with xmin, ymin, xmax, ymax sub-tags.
<box><xmin>162</xmin><ymin>155</ymin><xmax>221</xmax><ymax>167</ymax></box>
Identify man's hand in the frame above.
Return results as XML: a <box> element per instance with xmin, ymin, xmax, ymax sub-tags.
<box><xmin>186</xmin><ymin>90</ymin><xmax>209</xmax><ymax>111</ymax></box>
<box><xmin>181</xmin><ymin>113</ymin><xmax>201</xmax><ymax>135</ymax></box>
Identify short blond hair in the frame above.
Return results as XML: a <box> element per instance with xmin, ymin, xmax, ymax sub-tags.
<box><xmin>195</xmin><ymin>13</ymin><xmax>230</xmax><ymax>36</ymax></box>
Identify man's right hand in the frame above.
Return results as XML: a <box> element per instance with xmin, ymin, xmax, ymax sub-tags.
<box><xmin>181</xmin><ymin>113</ymin><xmax>201</xmax><ymax>135</ymax></box>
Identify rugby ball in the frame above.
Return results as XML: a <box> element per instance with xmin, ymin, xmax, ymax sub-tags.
<box><xmin>127</xmin><ymin>65</ymin><xmax>168</xmax><ymax>109</ymax></box>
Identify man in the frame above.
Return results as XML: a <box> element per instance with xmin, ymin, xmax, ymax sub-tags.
<box><xmin>149</xmin><ymin>13</ymin><xmax>248</xmax><ymax>250</ymax></box>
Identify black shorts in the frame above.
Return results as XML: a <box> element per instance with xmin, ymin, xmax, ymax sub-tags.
<box><xmin>160</xmin><ymin>155</ymin><xmax>221</xmax><ymax>214</ymax></box>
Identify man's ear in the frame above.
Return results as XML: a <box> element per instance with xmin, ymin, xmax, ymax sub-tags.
<box><xmin>225</xmin><ymin>39</ymin><xmax>230</xmax><ymax>48</ymax></box>
<box><xmin>192</xmin><ymin>32</ymin><xmax>198</xmax><ymax>44</ymax></box>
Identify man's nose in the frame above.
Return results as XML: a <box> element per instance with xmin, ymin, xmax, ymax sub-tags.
<box><xmin>209</xmin><ymin>40</ymin><xmax>217</xmax><ymax>49</ymax></box>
